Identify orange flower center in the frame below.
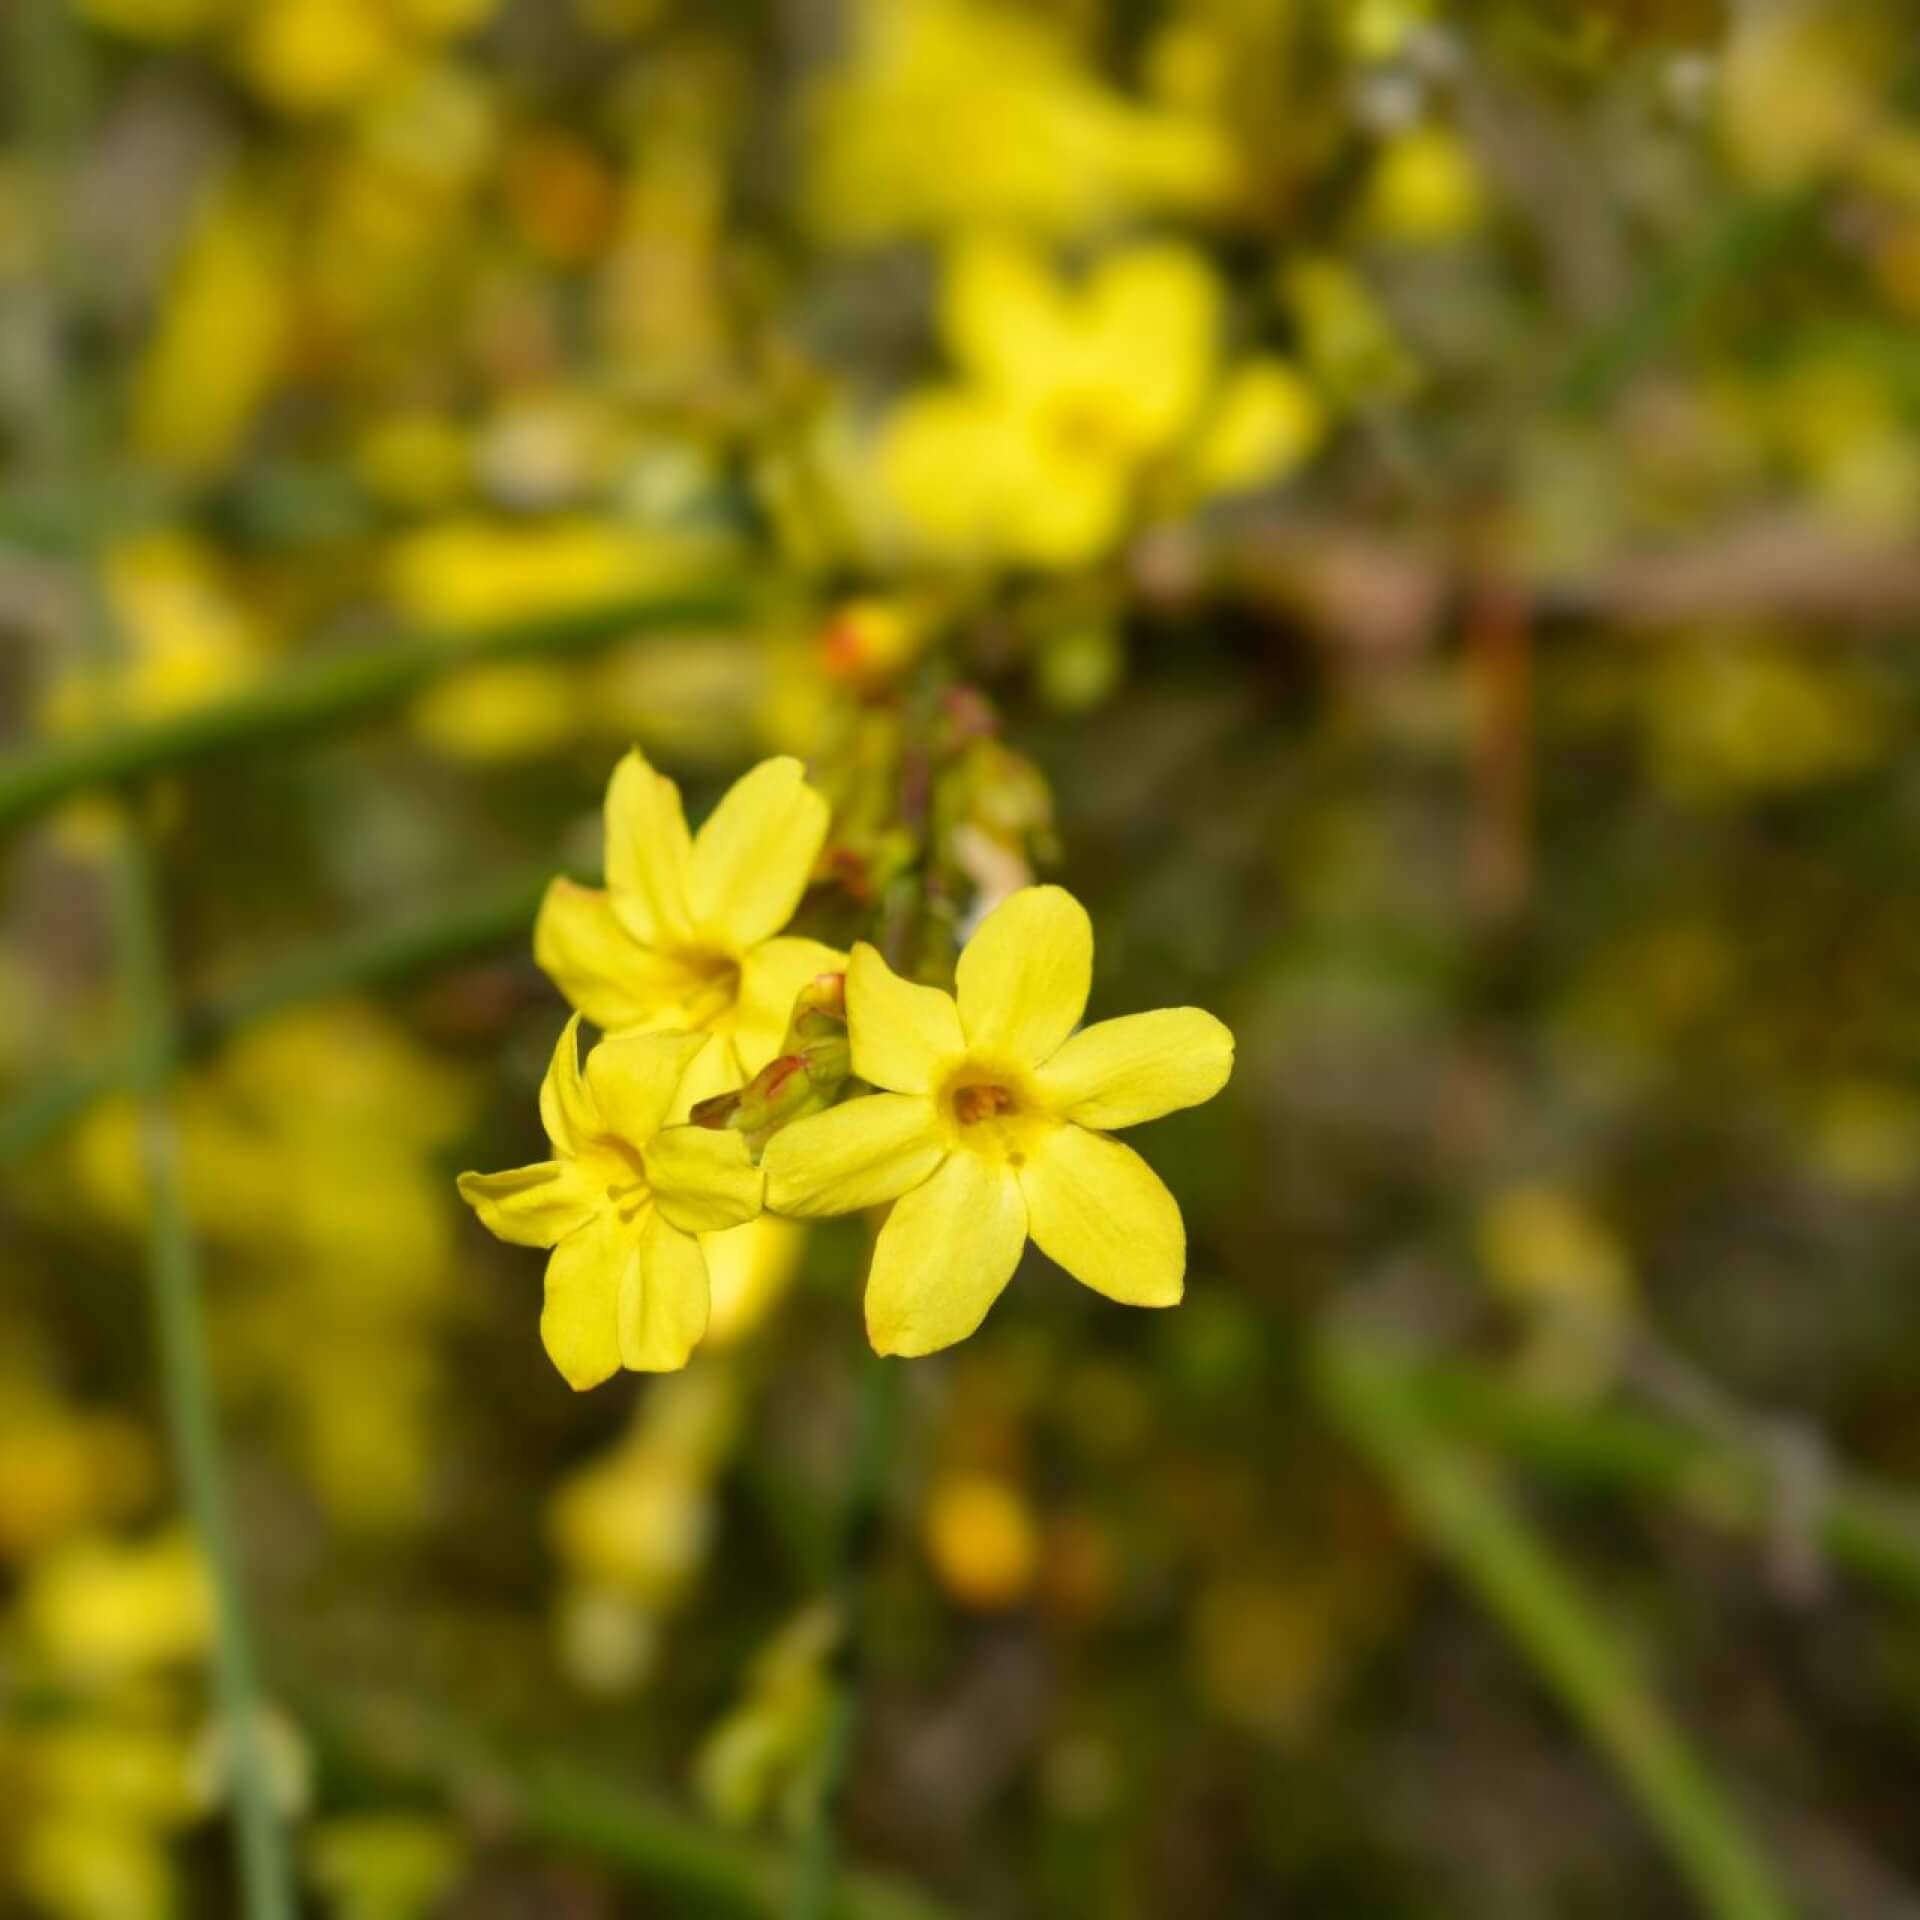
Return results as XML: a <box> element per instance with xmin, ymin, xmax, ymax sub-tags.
<box><xmin>952</xmin><ymin>1082</ymin><xmax>1018</xmax><ymax>1126</ymax></box>
<box><xmin>939</xmin><ymin>1061</ymin><xmax>1051</xmax><ymax>1168</ymax></box>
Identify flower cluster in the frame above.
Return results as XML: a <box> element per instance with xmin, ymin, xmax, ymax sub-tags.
<box><xmin>460</xmin><ymin>752</ymin><xmax>1234</xmax><ymax>1385</ymax></box>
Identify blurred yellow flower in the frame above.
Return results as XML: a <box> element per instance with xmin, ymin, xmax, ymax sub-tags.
<box><xmin>21</xmin><ymin>1526</ymin><xmax>212</xmax><ymax>1679</ymax></box>
<box><xmin>764</xmin><ymin>885</ymin><xmax>1234</xmax><ymax>1356</ymax></box>
<box><xmin>1478</xmin><ymin>1182</ymin><xmax>1634</xmax><ymax>1401</ymax></box>
<box><xmin>880</xmin><ymin>235</ymin><xmax>1314</xmax><ymax>570</ymax></box>
<box><xmin>306</xmin><ymin>1814</ymin><xmax>462</xmax><ymax>1920</ymax></box>
<box><xmin>1362</xmin><ymin>124</ymin><xmax>1487</xmax><ymax>242</ymax></box>
<box><xmin>535</xmin><ymin>750</ymin><xmax>843</xmax><ymax>1087</ymax></box>
<box><xmin>547</xmin><ymin>1365</ymin><xmax>743</xmax><ymax>1691</ymax></box>
<box><xmin>233</xmin><ymin>0</ymin><xmax>497</xmax><ymax>115</ymax></box>
<box><xmin>1282</xmin><ymin>254</ymin><xmax>1421</xmax><ymax>408</ymax></box>
<box><xmin>235</xmin><ymin>0</ymin><xmax>403</xmax><ymax>114</ymax></box>
<box><xmin>40</xmin><ymin>532</ymin><xmax>263</xmax><ymax>738</ymax></box>
<box><xmin>385</xmin><ymin>516</ymin><xmax>718</xmax><ymax>633</ymax></box>
<box><xmin>0</xmin><ymin>1383</ymin><xmax>154</xmax><ymax>1559</ymax></box>
<box><xmin>459</xmin><ymin>1017</ymin><xmax>764</xmax><ymax>1386</ymax></box>
<box><xmin>1186</xmin><ymin>357</ymin><xmax>1326</xmax><ymax>499</ymax></box>
<box><xmin>1720</xmin><ymin>0</ymin><xmax>1891</xmax><ymax>190</ymax></box>
<box><xmin>17</xmin><ymin>1806</ymin><xmax>182</xmax><ymax>1920</ymax></box>
<box><xmin>922</xmin><ymin>1471</ymin><xmax>1039</xmax><ymax>1608</ymax></box>
<box><xmin>353</xmin><ymin>411</ymin><xmax>471</xmax><ymax>511</ymax></box>
<box><xmin>410</xmin><ymin>662</ymin><xmax>582</xmax><ymax>763</ymax></box>
<box><xmin>66</xmin><ymin>1005</ymin><xmax>473</xmax><ymax>1535</ymax></box>
<box><xmin>131</xmin><ymin>194</ymin><xmax>290</xmax><ymax>477</ymax></box>
<box><xmin>1645</xmin><ymin>640</ymin><xmax>1884</xmax><ymax>798</ymax></box>
<box><xmin>1478</xmin><ymin>1184</ymin><xmax>1632</xmax><ymax>1318</ymax></box>
<box><xmin>1807</xmin><ymin>1080</ymin><xmax>1920</xmax><ymax>1194</ymax></box>
<box><xmin>588</xmin><ymin>633</ymin><xmax>766</xmax><ymax>767</ymax></box>
<box><xmin>804</xmin><ymin>0</ymin><xmax>1235</xmax><ymax>242</ymax></box>
<box><xmin>694</xmin><ymin>1604</ymin><xmax>837</xmax><ymax>1826</ymax></box>
<box><xmin>549</xmin><ymin>1368</ymin><xmax>738</xmax><ymax>1602</ymax></box>
<box><xmin>703</xmin><ymin>1215</ymin><xmax>809</xmax><ymax>1347</ymax></box>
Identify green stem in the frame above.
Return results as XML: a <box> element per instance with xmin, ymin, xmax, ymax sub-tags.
<box><xmin>1558</xmin><ymin>191</ymin><xmax>1818</xmax><ymax>413</ymax></box>
<box><xmin>0</xmin><ymin>584</ymin><xmax>762</xmax><ymax>835</ymax></box>
<box><xmin>787</xmin><ymin>1349</ymin><xmax>904</xmax><ymax>1920</ymax></box>
<box><xmin>0</xmin><ymin>864</ymin><xmax>567</xmax><ymax>1166</ymax></box>
<box><xmin>108</xmin><ymin>815</ymin><xmax>297</xmax><ymax>1920</ymax></box>
<box><xmin>1314</xmin><ymin>1334</ymin><xmax>1796</xmax><ymax>1920</ymax></box>
<box><xmin>1389</xmin><ymin>1359</ymin><xmax>1920</xmax><ymax>1610</ymax></box>
<box><xmin>297</xmin><ymin>1692</ymin><xmax>947</xmax><ymax>1920</ymax></box>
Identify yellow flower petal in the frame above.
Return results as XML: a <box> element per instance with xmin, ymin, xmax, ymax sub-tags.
<box><xmin>1005</xmin><ymin>440</ymin><xmax>1129</xmax><ymax>570</ymax></box>
<box><xmin>605</xmin><ymin>748</ymin><xmax>694</xmax><ymax>949</ymax></box>
<box><xmin>733</xmin><ymin>936</ymin><xmax>848</xmax><ymax>1077</ymax></box>
<box><xmin>954</xmin><ymin>885</ymin><xmax>1091</xmax><ymax>1066</ymax></box>
<box><xmin>1019</xmin><ymin>1124</ymin><xmax>1184</xmax><ymax>1308</ymax></box>
<box><xmin>763</xmin><ymin>1094</ymin><xmax>946</xmax><ymax>1218</ymax></box>
<box><xmin>1035</xmin><ymin>1007</ymin><xmax>1234</xmax><ymax>1129</ymax></box>
<box><xmin>1190</xmin><ymin>357</ymin><xmax>1323</xmax><ymax>496</ymax></box>
<box><xmin>457</xmin><ymin>1162</ymin><xmax>595</xmax><ymax>1249</ymax></box>
<box><xmin>643</xmin><ymin>1124</ymin><xmax>765</xmax><ymax>1235</ymax></box>
<box><xmin>617</xmin><ymin>1215</ymin><xmax>710</xmax><ymax>1372</ymax></box>
<box><xmin>865</xmin><ymin>1150</ymin><xmax>1028</xmax><ymax>1357</ymax></box>
<box><xmin>541</xmin><ymin>1213</ymin><xmax>630</xmax><ymax>1391</ymax></box>
<box><xmin>846</xmin><ymin>942</ymin><xmax>964</xmax><ymax>1093</ymax></box>
<box><xmin>534</xmin><ymin>877</ymin><xmax>676</xmax><ymax>1033</ymax></box>
<box><xmin>584</xmin><ymin>1030</ymin><xmax>710</xmax><ymax>1146</ymax></box>
<box><xmin>877</xmin><ymin>387</ymin><xmax>1028</xmax><ymax>564</ymax></box>
<box><xmin>539</xmin><ymin>1014</ymin><xmax>597</xmax><ymax>1155</ymax></box>
<box><xmin>1083</xmin><ymin>244</ymin><xmax>1221</xmax><ymax>453</ymax></box>
<box><xmin>943</xmin><ymin>232</ymin><xmax>1074</xmax><ymax>398</ymax></box>
<box><xmin>688</xmin><ymin>757</ymin><xmax>830</xmax><ymax>949</ymax></box>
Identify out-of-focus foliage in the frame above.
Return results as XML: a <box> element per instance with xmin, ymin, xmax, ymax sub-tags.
<box><xmin>9</xmin><ymin>0</ymin><xmax>1920</xmax><ymax>1914</ymax></box>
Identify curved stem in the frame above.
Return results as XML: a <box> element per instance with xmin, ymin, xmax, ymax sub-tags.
<box><xmin>1315</xmin><ymin>1333</ymin><xmax>1796</xmax><ymax>1920</ymax></box>
<box><xmin>109</xmin><ymin>816</ymin><xmax>297</xmax><ymax>1920</ymax></box>
<box><xmin>0</xmin><ymin>584</ymin><xmax>763</xmax><ymax>835</ymax></box>
<box><xmin>0</xmin><ymin>864</ymin><xmax>567</xmax><ymax>1166</ymax></box>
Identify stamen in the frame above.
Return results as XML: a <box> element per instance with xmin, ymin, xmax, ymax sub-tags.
<box><xmin>953</xmin><ymin>1083</ymin><xmax>1016</xmax><ymax>1126</ymax></box>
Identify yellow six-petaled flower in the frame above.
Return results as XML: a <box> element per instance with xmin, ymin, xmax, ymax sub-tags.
<box><xmin>535</xmin><ymin>750</ymin><xmax>845</xmax><ymax>1105</ymax></box>
<box><xmin>458</xmin><ymin>1016</ymin><xmax>764</xmax><ymax>1389</ymax></box>
<box><xmin>763</xmin><ymin>886</ymin><xmax>1234</xmax><ymax>1356</ymax></box>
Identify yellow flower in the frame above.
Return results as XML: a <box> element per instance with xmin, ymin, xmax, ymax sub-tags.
<box><xmin>130</xmin><ymin>191</ymin><xmax>290</xmax><ymax>478</ymax></box>
<box><xmin>22</xmin><ymin>1526</ymin><xmax>212</xmax><ymax>1679</ymax></box>
<box><xmin>1361</xmin><ymin>125</ymin><xmax>1486</xmax><ymax>242</ymax></box>
<box><xmin>879</xmin><ymin>236</ymin><xmax>1317</xmax><ymax>571</ymax></box>
<box><xmin>803</xmin><ymin>0</ymin><xmax>1234</xmax><ymax>243</ymax></box>
<box><xmin>763</xmin><ymin>886</ymin><xmax>1233</xmax><ymax>1356</ymax></box>
<box><xmin>458</xmin><ymin>1018</ymin><xmax>763</xmax><ymax>1387</ymax></box>
<box><xmin>38</xmin><ymin>531</ymin><xmax>263</xmax><ymax>739</ymax></box>
<box><xmin>535</xmin><ymin>751</ymin><xmax>844</xmax><ymax>1088</ymax></box>
<box><xmin>384</xmin><ymin>516</ymin><xmax>719</xmax><ymax>633</ymax></box>
<box><xmin>923</xmin><ymin>1472</ymin><xmax>1039</xmax><ymax>1609</ymax></box>
<box><xmin>879</xmin><ymin>235</ymin><xmax>1223</xmax><ymax>570</ymax></box>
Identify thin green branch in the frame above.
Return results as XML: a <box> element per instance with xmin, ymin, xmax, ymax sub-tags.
<box><xmin>1558</xmin><ymin>190</ymin><xmax>1819</xmax><ymax>413</ymax></box>
<box><xmin>0</xmin><ymin>864</ymin><xmax>569</xmax><ymax>1166</ymax></box>
<box><xmin>0</xmin><ymin>583</ymin><xmax>764</xmax><ymax>835</ymax></box>
<box><xmin>108</xmin><ymin>817</ymin><xmax>297</xmax><ymax>1920</ymax></box>
<box><xmin>1314</xmin><ymin>1334</ymin><xmax>1797</xmax><ymax>1920</ymax></box>
<box><xmin>1389</xmin><ymin>1358</ymin><xmax>1920</xmax><ymax>1611</ymax></box>
<box><xmin>302</xmin><ymin>1693</ymin><xmax>948</xmax><ymax>1920</ymax></box>
<box><xmin>787</xmin><ymin>1349</ymin><xmax>905</xmax><ymax>1920</ymax></box>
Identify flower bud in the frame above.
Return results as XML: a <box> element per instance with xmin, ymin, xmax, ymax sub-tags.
<box><xmin>691</xmin><ymin>973</ymin><xmax>850</xmax><ymax>1147</ymax></box>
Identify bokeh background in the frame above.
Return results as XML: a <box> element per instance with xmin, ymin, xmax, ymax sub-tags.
<box><xmin>8</xmin><ymin>0</ymin><xmax>1920</xmax><ymax>1915</ymax></box>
